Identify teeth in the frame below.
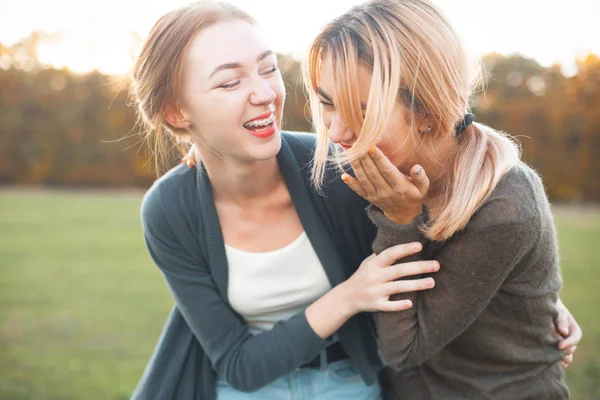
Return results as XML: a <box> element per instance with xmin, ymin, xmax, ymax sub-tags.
<box><xmin>245</xmin><ymin>114</ymin><xmax>275</xmax><ymax>128</ymax></box>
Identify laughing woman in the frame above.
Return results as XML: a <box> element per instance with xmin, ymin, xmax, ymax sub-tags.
<box><xmin>129</xmin><ymin>2</ymin><xmax>440</xmax><ymax>399</ymax></box>
<box><xmin>305</xmin><ymin>0</ymin><xmax>577</xmax><ymax>398</ymax></box>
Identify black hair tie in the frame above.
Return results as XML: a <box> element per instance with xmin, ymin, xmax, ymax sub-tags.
<box><xmin>455</xmin><ymin>113</ymin><xmax>474</xmax><ymax>138</ymax></box>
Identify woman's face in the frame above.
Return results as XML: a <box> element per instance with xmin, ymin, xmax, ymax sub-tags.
<box><xmin>316</xmin><ymin>54</ymin><xmax>417</xmax><ymax>171</ymax></box>
<box><xmin>177</xmin><ymin>20</ymin><xmax>285</xmax><ymax>163</ymax></box>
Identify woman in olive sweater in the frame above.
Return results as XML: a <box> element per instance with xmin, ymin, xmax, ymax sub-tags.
<box><xmin>305</xmin><ymin>0</ymin><xmax>576</xmax><ymax>398</ymax></box>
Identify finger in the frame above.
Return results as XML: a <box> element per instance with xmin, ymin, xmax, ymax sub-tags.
<box><xmin>558</xmin><ymin>321</ymin><xmax>582</xmax><ymax>350</ymax></box>
<box><xmin>182</xmin><ymin>146</ymin><xmax>197</xmax><ymax>167</ymax></box>
<box><xmin>383</xmin><ymin>260</ymin><xmax>440</xmax><ymax>281</ymax></box>
<box><xmin>561</xmin><ymin>354</ymin><xmax>573</xmax><ymax>368</ymax></box>
<box><xmin>408</xmin><ymin>164</ymin><xmax>429</xmax><ymax>196</ymax></box>
<box><xmin>365</xmin><ymin>253</ymin><xmax>377</xmax><ymax>262</ymax></box>
<box><xmin>383</xmin><ymin>277</ymin><xmax>435</xmax><ymax>296</ymax></box>
<box><xmin>552</xmin><ymin>330</ymin><xmax>563</xmax><ymax>342</ymax></box>
<box><xmin>369</xmin><ymin>146</ymin><xmax>410</xmax><ymax>189</ymax></box>
<box><xmin>554</xmin><ymin>307</ymin><xmax>570</xmax><ymax>337</ymax></box>
<box><xmin>350</xmin><ymin>158</ymin><xmax>377</xmax><ymax>197</ymax></box>
<box><xmin>358</xmin><ymin>147</ymin><xmax>393</xmax><ymax>192</ymax></box>
<box><xmin>377</xmin><ymin>242</ymin><xmax>423</xmax><ymax>266</ymax></box>
<box><xmin>379</xmin><ymin>299</ymin><xmax>413</xmax><ymax>312</ymax></box>
<box><xmin>341</xmin><ymin>173</ymin><xmax>368</xmax><ymax>199</ymax></box>
<box><xmin>564</xmin><ymin>345</ymin><xmax>577</xmax><ymax>356</ymax></box>
<box><xmin>556</xmin><ymin>318</ymin><xmax>570</xmax><ymax>337</ymax></box>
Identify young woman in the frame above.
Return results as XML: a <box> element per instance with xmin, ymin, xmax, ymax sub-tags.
<box><xmin>304</xmin><ymin>0</ymin><xmax>577</xmax><ymax>398</ymax></box>
<box><xmin>131</xmin><ymin>1</ymin><xmax>580</xmax><ymax>399</ymax></box>
<box><xmin>130</xmin><ymin>2</ymin><xmax>437</xmax><ymax>399</ymax></box>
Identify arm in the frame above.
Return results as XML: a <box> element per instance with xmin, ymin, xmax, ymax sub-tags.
<box><xmin>142</xmin><ymin>186</ymin><xmax>431</xmax><ymax>391</ymax></box>
<box><xmin>368</xmin><ymin>200</ymin><xmax>539</xmax><ymax>370</ymax></box>
<box><xmin>142</xmin><ymin>189</ymin><xmax>326</xmax><ymax>391</ymax></box>
<box><xmin>343</xmin><ymin>149</ymin><xmax>579</xmax><ymax>368</ymax></box>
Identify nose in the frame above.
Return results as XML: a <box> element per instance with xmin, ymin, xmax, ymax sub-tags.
<box><xmin>327</xmin><ymin>113</ymin><xmax>355</xmax><ymax>144</ymax></box>
<box><xmin>249</xmin><ymin>77</ymin><xmax>276</xmax><ymax>105</ymax></box>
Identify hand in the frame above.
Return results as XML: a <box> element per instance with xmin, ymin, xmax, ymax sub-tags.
<box><xmin>554</xmin><ymin>298</ymin><xmax>582</xmax><ymax>368</ymax></box>
<box><xmin>341</xmin><ymin>242</ymin><xmax>439</xmax><ymax>315</ymax></box>
<box><xmin>341</xmin><ymin>146</ymin><xmax>429</xmax><ymax>225</ymax></box>
<box><xmin>182</xmin><ymin>144</ymin><xmax>198</xmax><ymax>167</ymax></box>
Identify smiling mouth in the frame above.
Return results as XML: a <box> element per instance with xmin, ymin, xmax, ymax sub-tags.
<box><xmin>243</xmin><ymin>114</ymin><xmax>275</xmax><ymax>131</ymax></box>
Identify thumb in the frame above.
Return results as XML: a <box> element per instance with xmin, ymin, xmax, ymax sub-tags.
<box><xmin>410</xmin><ymin>164</ymin><xmax>429</xmax><ymax>196</ymax></box>
<box><xmin>557</xmin><ymin>318</ymin><xmax>570</xmax><ymax>337</ymax></box>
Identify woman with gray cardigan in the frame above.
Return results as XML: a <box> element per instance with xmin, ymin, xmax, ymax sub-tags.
<box><xmin>130</xmin><ymin>3</ymin><xmax>440</xmax><ymax>399</ymax></box>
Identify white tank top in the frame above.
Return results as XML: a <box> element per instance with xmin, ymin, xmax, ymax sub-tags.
<box><xmin>225</xmin><ymin>232</ymin><xmax>332</xmax><ymax>334</ymax></box>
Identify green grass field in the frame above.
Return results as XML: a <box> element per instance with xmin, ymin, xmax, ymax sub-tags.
<box><xmin>1</xmin><ymin>190</ymin><xmax>599</xmax><ymax>399</ymax></box>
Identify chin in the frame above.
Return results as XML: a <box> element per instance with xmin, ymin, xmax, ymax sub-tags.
<box><xmin>248</xmin><ymin>130</ymin><xmax>282</xmax><ymax>162</ymax></box>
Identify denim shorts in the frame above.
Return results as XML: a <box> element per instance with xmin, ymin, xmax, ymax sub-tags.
<box><xmin>216</xmin><ymin>358</ymin><xmax>382</xmax><ymax>400</ymax></box>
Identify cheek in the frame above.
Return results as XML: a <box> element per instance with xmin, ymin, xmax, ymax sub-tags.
<box><xmin>193</xmin><ymin>95</ymin><xmax>242</xmax><ymax>134</ymax></box>
<box><xmin>321</xmin><ymin>109</ymin><xmax>332</xmax><ymax>128</ymax></box>
<box><xmin>273</xmin><ymin>81</ymin><xmax>286</xmax><ymax>107</ymax></box>
<box><xmin>272</xmin><ymin>78</ymin><xmax>286</xmax><ymax>105</ymax></box>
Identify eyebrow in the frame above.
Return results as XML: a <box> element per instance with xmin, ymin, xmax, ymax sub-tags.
<box><xmin>209</xmin><ymin>50</ymin><xmax>274</xmax><ymax>79</ymax></box>
<box><xmin>316</xmin><ymin>87</ymin><xmax>367</xmax><ymax>110</ymax></box>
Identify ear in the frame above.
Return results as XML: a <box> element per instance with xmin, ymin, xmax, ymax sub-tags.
<box><xmin>162</xmin><ymin>102</ymin><xmax>191</xmax><ymax>129</ymax></box>
<box><xmin>416</xmin><ymin>115</ymin><xmax>431</xmax><ymax>134</ymax></box>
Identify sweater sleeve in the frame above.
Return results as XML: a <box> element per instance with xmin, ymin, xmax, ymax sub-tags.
<box><xmin>369</xmin><ymin>195</ymin><xmax>540</xmax><ymax>371</ymax></box>
<box><xmin>141</xmin><ymin>186</ymin><xmax>329</xmax><ymax>392</ymax></box>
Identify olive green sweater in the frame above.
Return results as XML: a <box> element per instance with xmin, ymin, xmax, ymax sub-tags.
<box><xmin>368</xmin><ymin>163</ymin><xmax>569</xmax><ymax>399</ymax></box>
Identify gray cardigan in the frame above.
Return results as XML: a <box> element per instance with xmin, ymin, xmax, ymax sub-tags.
<box><xmin>131</xmin><ymin>132</ymin><xmax>383</xmax><ymax>400</ymax></box>
<box><xmin>368</xmin><ymin>163</ymin><xmax>569</xmax><ymax>399</ymax></box>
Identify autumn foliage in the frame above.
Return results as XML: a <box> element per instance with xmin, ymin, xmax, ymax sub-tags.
<box><xmin>1</xmin><ymin>36</ymin><xmax>599</xmax><ymax>201</ymax></box>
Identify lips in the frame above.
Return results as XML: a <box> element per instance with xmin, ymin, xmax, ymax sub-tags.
<box><xmin>243</xmin><ymin>112</ymin><xmax>277</xmax><ymax>139</ymax></box>
<box><xmin>339</xmin><ymin>142</ymin><xmax>353</xmax><ymax>149</ymax></box>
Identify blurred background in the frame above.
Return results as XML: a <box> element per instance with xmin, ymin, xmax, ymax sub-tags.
<box><xmin>0</xmin><ymin>0</ymin><xmax>599</xmax><ymax>399</ymax></box>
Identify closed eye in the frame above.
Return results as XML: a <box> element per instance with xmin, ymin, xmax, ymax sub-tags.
<box><xmin>261</xmin><ymin>65</ymin><xmax>278</xmax><ymax>75</ymax></box>
<box><xmin>219</xmin><ymin>80</ymin><xmax>241</xmax><ymax>89</ymax></box>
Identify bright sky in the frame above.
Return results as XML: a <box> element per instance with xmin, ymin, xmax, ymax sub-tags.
<box><xmin>1</xmin><ymin>0</ymin><xmax>599</xmax><ymax>75</ymax></box>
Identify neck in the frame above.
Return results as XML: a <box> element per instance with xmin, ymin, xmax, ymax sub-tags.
<box><xmin>198</xmin><ymin>149</ymin><xmax>283</xmax><ymax>203</ymax></box>
<box><xmin>416</xmin><ymin>136</ymin><xmax>459</xmax><ymax>202</ymax></box>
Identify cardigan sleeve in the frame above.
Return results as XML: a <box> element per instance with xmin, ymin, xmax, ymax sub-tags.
<box><xmin>141</xmin><ymin>186</ymin><xmax>330</xmax><ymax>392</ymax></box>
<box><xmin>368</xmin><ymin>192</ymin><xmax>541</xmax><ymax>371</ymax></box>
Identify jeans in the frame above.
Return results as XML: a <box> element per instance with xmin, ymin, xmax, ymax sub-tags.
<box><xmin>216</xmin><ymin>358</ymin><xmax>382</xmax><ymax>400</ymax></box>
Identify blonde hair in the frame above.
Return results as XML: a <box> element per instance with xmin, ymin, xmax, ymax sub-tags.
<box><xmin>130</xmin><ymin>1</ymin><xmax>255</xmax><ymax>174</ymax></box>
<box><xmin>304</xmin><ymin>0</ymin><xmax>520</xmax><ymax>241</ymax></box>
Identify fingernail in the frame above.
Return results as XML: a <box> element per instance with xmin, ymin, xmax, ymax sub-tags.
<box><xmin>426</xmin><ymin>278</ymin><xmax>435</xmax><ymax>288</ymax></box>
<box><xmin>186</xmin><ymin>159</ymin><xmax>195</xmax><ymax>168</ymax></box>
<box><xmin>341</xmin><ymin>174</ymin><xmax>350</xmax><ymax>182</ymax></box>
<box><xmin>369</xmin><ymin>147</ymin><xmax>375</xmax><ymax>154</ymax></box>
<box><xmin>403</xmin><ymin>300</ymin><xmax>413</xmax><ymax>308</ymax></box>
<box><xmin>412</xmin><ymin>243</ymin><xmax>421</xmax><ymax>251</ymax></box>
<box><xmin>415</xmin><ymin>166</ymin><xmax>423</xmax><ymax>176</ymax></box>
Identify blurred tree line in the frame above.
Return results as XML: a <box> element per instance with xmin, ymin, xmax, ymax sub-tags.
<box><xmin>0</xmin><ymin>33</ymin><xmax>599</xmax><ymax>201</ymax></box>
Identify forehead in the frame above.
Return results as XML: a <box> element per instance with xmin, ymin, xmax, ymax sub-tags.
<box><xmin>318</xmin><ymin>54</ymin><xmax>372</xmax><ymax>101</ymax></box>
<box><xmin>184</xmin><ymin>20</ymin><xmax>270</xmax><ymax>75</ymax></box>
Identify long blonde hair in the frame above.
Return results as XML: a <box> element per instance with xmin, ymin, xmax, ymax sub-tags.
<box><xmin>130</xmin><ymin>1</ymin><xmax>255</xmax><ymax>174</ymax></box>
<box><xmin>304</xmin><ymin>0</ymin><xmax>520</xmax><ymax>241</ymax></box>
